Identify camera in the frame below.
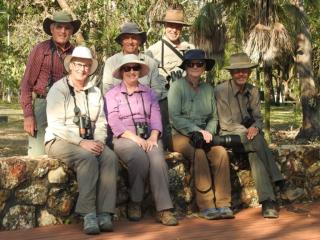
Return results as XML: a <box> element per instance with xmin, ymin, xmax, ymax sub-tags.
<box><xmin>74</xmin><ymin>115</ymin><xmax>94</xmax><ymax>140</ymax></box>
<box><xmin>135</xmin><ymin>122</ymin><xmax>150</xmax><ymax>139</ymax></box>
<box><xmin>189</xmin><ymin>131</ymin><xmax>242</xmax><ymax>151</ymax></box>
<box><xmin>241</xmin><ymin>116</ymin><xmax>255</xmax><ymax>128</ymax></box>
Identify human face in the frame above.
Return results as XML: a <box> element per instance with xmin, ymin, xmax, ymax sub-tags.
<box><xmin>50</xmin><ymin>23</ymin><xmax>73</xmax><ymax>47</ymax></box>
<box><xmin>185</xmin><ymin>60</ymin><xmax>206</xmax><ymax>79</ymax></box>
<box><xmin>121</xmin><ymin>63</ymin><xmax>141</xmax><ymax>86</ymax></box>
<box><xmin>164</xmin><ymin>22</ymin><xmax>183</xmax><ymax>44</ymax></box>
<box><xmin>69</xmin><ymin>58</ymin><xmax>92</xmax><ymax>82</ymax></box>
<box><xmin>230</xmin><ymin>68</ymin><xmax>251</xmax><ymax>88</ymax></box>
<box><xmin>121</xmin><ymin>34</ymin><xmax>141</xmax><ymax>54</ymax></box>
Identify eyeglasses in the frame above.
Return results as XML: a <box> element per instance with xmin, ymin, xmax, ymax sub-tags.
<box><xmin>186</xmin><ymin>61</ymin><xmax>205</xmax><ymax>68</ymax></box>
<box><xmin>121</xmin><ymin>65</ymin><xmax>141</xmax><ymax>72</ymax></box>
<box><xmin>72</xmin><ymin>62</ymin><xmax>91</xmax><ymax>70</ymax></box>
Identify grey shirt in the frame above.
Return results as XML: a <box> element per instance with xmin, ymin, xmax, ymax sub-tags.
<box><xmin>214</xmin><ymin>80</ymin><xmax>263</xmax><ymax>135</ymax></box>
<box><xmin>102</xmin><ymin>51</ymin><xmax>167</xmax><ymax>100</ymax></box>
<box><xmin>45</xmin><ymin>77</ymin><xmax>107</xmax><ymax>145</ymax></box>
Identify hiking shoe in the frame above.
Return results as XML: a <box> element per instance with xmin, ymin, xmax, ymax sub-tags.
<box><xmin>83</xmin><ymin>212</ymin><xmax>100</xmax><ymax>235</ymax></box>
<box><xmin>279</xmin><ymin>182</ymin><xmax>304</xmax><ymax>201</ymax></box>
<box><xmin>218</xmin><ymin>207</ymin><xmax>234</xmax><ymax>219</ymax></box>
<box><xmin>127</xmin><ymin>201</ymin><xmax>142</xmax><ymax>221</ymax></box>
<box><xmin>262</xmin><ymin>200</ymin><xmax>279</xmax><ymax>218</ymax></box>
<box><xmin>198</xmin><ymin>208</ymin><xmax>221</xmax><ymax>220</ymax></box>
<box><xmin>98</xmin><ymin>212</ymin><xmax>113</xmax><ymax>232</ymax></box>
<box><xmin>156</xmin><ymin>210</ymin><xmax>179</xmax><ymax>226</ymax></box>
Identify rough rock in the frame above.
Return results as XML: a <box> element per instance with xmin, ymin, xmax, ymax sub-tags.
<box><xmin>2</xmin><ymin>205</ymin><xmax>36</xmax><ymax>230</ymax></box>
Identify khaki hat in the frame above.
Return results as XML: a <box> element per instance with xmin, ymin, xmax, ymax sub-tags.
<box><xmin>43</xmin><ymin>11</ymin><xmax>81</xmax><ymax>36</ymax></box>
<box><xmin>156</xmin><ymin>9</ymin><xmax>190</xmax><ymax>26</ymax></box>
<box><xmin>113</xmin><ymin>54</ymin><xmax>149</xmax><ymax>79</ymax></box>
<box><xmin>225</xmin><ymin>53</ymin><xmax>258</xmax><ymax>70</ymax></box>
<box><xmin>115</xmin><ymin>22</ymin><xmax>147</xmax><ymax>45</ymax></box>
<box><xmin>64</xmin><ymin>46</ymin><xmax>98</xmax><ymax>75</ymax></box>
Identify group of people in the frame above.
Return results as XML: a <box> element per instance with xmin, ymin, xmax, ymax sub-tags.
<box><xmin>20</xmin><ymin>6</ymin><xmax>303</xmax><ymax>235</ymax></box>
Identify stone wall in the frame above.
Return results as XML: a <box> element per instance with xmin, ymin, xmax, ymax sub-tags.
<box><xmin>1</xmin><ymin>145</ymin><xmax>319</xmax><ymax>231</ymax></box>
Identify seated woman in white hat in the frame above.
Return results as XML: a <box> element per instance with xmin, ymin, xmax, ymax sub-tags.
<box><xmin>105</xmin><ymin>54</ymin><xmax>178</xmax><ymax>226</ymax></box>
<box><xmin>45</xmin><ymin>46</ymin><xmax>118</xmax><ymax>235</ymax></box>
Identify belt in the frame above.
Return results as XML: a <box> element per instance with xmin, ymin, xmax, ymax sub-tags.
<box><xmin>36</xmin><ymin>94</ymin><xmax>46</xmax><ymax>99</ymax></box>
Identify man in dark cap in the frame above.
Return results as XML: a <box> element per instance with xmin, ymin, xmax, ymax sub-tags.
<box><xmin>20</xmin><ymin>10</ymin><xmax>81</xmax><ymax>156</ymax></box>
<box><xmin>214</xmin><ymin>52</ymin><xmax>304</xmax><ymax>218</ymax></box>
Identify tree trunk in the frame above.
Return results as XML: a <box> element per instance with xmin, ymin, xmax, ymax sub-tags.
<box><xmin>56</xmin><ymin>0</ymin><xmax>85</xmax><ymax>44</ymax></box>
<box><xmin>264</xmin><ymin>66</ymin><xmax>272</xmax><ymax>143</ymax></box>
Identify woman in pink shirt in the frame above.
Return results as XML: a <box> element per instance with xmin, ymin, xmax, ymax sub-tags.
<box><xmin>105</xmin><ymin>54</ymin><xmax>178</xmax><ymax>226</ymax></box>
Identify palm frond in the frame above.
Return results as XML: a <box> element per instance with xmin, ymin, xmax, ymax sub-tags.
<box><xmin>244</xmin><ymin>23</ymin><xmax>271</xmax><ymax>63</ymax></box>
<box><xmin>191</xmin><ymin>2</ymin><xmax>226</xmax><ymax>60</ymax></box>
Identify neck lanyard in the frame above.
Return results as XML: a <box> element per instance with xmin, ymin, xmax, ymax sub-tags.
<box><xmin>229</xmin><ymin>80</ymin><xmax>250</xmax><ymax>121</ymax></box>
<box><xmin>66</xmin><ymin>77</ymin><xmax>90</xmax><ymax>119</ymax></box>
<box><xmin>124</xmin><ymin>91</ymin><xmax>148</xmax><ymax>126</ymax></box>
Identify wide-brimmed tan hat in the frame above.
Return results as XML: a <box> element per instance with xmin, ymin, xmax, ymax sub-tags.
<box><xmin>113</xmin><ymin>54</ymin><xmax>149</xmax><ymax>79</ymax></box>
<box><xmin>180</xmin><ymin>49</ymin><xmax>215</xmax><ymax>71</ymax></box>
<box><xmin>43</xmin><ymin>11</ymin><xmax>81</xmax><ymax>36</ymax></box>
<box><xmin>225</xmin><ymin>53</ymin><xmax>258</xmax><ymax>70</ymax></box>
<box><xmin>64</xmin><ymin>46</ymin><xmax>98</xmax><ymax>75</ymax></box>
<box><xmin>156</xmin><ymin>8</ymin><xmax>190</xmax><ymax>26</ymax></box>
<box><xmin>115</xmin><ymin>22</ymin><xmax>147</xmax><ymax>45</ymax></box>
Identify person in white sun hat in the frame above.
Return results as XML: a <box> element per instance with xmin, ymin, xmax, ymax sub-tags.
<box><xmin>45</xmin><ymin>46</ymin><xmax>118</xmax><ymax>235</ymax></box>
<box><xmin>105</xmin><ymin>54</ymin><xmax>178</xmax><ymax>226</ymax></box>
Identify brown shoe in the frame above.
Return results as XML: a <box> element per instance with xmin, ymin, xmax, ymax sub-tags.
<box><xmin>156</xmin><ymin>210</ymin><xmax>179</xmax><ymax>226</ymax></box>
<box><xmin>127</xmin><ymin>202</ymin><xmax>141</xmax><ymax>221</ymax></box>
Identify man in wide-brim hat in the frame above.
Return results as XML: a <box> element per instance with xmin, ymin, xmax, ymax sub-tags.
<box><xmin>102</xmin><ymin>22</ymin><xmax>166</xmax><ymax>99</ymax></box>
<box><xmin>20</xmin><ymin>10</ymin><xmax>81</xmax><ymax>156</ymax></box>
<box><xmin>146</xmin><ymin>5</ymin><xmax>194</xmax><ymax>151</ymax></box>
<box><xmin>214</xmin><ymin>52</ymin><xmax>304</xmax><ymax>219</ymax></box>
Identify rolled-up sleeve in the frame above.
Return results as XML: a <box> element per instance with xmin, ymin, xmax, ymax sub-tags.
<box><xmin>104</xmin><ymin>89</ymin><xmax>127</xmax><ymax>137</ymax></box>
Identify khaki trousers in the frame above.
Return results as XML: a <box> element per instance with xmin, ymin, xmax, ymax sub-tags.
<box><xmin>172</xmin><ymin>134</ymin><xmax>231</xmax><ymax>210</ymax></box>
<box><xmin>45</xmin><ymin>138</ymin><xmax>118</xmax><ymax>215</ymax></box>
<box><xmin>113</xmin><ymin>138</ymin><xmax>173</xmax><ymax>211</ymax></box>
<box><xmin>28</xmin><ymin>98</ymin><xmax>47</xmax><ymax>156</ymax></box>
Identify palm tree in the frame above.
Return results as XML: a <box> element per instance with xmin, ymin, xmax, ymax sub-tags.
<box><xmin>192</xmin><ymin>0</ymin><xmax>320</xmax><ymax>141</ymax></box>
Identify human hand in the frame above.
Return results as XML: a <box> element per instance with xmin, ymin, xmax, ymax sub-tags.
<box><xmin>80</xmin><ymin>140</ymin><xmax>105</xmax><ymax>155</ymax></box>
<box><xmin>132</xmin><ymin>135</ymin><xmax>148</xmax><ymax>151</ymax></box>
<box><xmin>246</xmin><ymin>127</ymin><xmax>259</xmax><ymax>140</ymax></box>
<box><xmin>145</xmin><ymin>135</ymin><xmax>158</xmax><ymax>152</ymax></box>
<box><xmin>199</xmin><ymin>130</ymin><xmax>213</xmax><ymax>143</ymax></box>
<box><xmin>24</xmin><ymin>116</ymin><xmax>36</xmax><ymax>136</ymax></box>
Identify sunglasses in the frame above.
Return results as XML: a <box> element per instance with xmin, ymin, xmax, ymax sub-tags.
<box><xmin>186</xmin><ymin>61</ymin><xmax>205</xmax><ymax>68</ymax></box>
<box><xmin>121</xmin><ymin>65</ymin><xmax>141</xmax><ymax>72</ymax></box>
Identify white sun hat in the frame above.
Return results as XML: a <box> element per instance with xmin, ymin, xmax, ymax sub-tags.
<box><xmin>64</xmin><ymin>46</ymin><xmax>98</xmax><ymax>75</ymax></box>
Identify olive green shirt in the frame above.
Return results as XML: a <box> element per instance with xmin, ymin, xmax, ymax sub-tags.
<box><xmin>214</xmin><ymin>80</ymin><xmax>263</xmax><ymax>134</ymax></box>
<box><xmin>168</xmin><ymin>77</ymin><xmax>218</xmax><ymax>136</ymax></box>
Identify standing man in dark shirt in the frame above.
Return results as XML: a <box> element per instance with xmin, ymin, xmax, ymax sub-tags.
<box><xmin>20</xmin><ymin>11</ymin><xmax>81</xmax><ymax>156</ymax></box>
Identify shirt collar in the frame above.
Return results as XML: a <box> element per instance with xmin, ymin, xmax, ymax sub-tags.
<box><xmin>230</xmin><ymin>79</ymin><xmax>250</xmax><ymax>97</ymax></box>
<box><xmin>120</xmin><ymin>81</ymin><xmax>147</xmax><ymax>94</ymax></box>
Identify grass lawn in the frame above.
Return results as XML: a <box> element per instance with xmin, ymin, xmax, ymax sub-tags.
<box><xmin>0</xmin><ymin>102</ymin><xmax>303</xmax><ymax>157</ymax></box>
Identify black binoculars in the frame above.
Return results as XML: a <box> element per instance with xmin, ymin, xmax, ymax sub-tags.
<box><xmin>74</xmin><ymin>115</ymin><xmax>94</xmax><ymax>140</ymax></box>
<box><xmin>135</xmin><ymin>122</ymin><xmax>150</xmax><ymax>140</ymax></box>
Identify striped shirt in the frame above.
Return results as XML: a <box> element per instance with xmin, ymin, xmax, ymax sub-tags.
<box><xmin>20</xmin><ymin>39</ymin><xmax>73</xmax><ymax>117</ymax></box>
